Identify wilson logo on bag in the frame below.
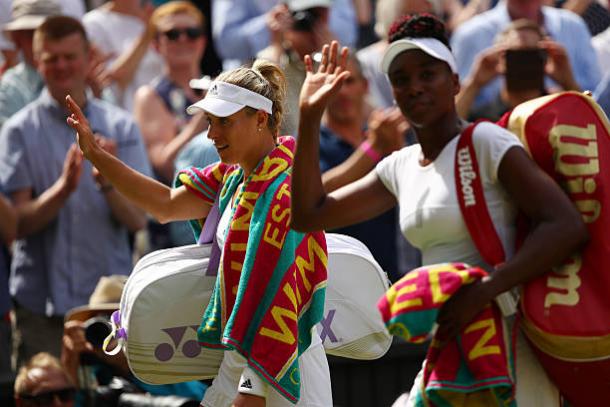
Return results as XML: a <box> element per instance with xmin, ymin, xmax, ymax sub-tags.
<box><xmin>459</xmin><ymin>92</ymin><xmax>610</xmax><ymax>405</ymax></box>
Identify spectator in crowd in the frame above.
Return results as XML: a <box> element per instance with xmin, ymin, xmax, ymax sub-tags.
<box><xmin>212</xmin><ymin>0</ymin><xmax>357</xmax><ymax>69</ymax></box>
<box><xmin>552</xmin><ymin>0</ymin><xmax>610</xmax><ymax>35</ymax></box>
<box><xmin>592</xmin><ymin>15</ymin><xmax>610</xmax><ymax>77</ymax></box>
<box><xmin>258</xmin><ymin>0</ymin><xmax>334</xmax><ymax>136</ymax></box>
<box><xmin>0</xmin><ymin>16</ymin><xmax>150</xmax><ymax>366</ymax></box>
<box><xmin>0</xmin><ymin>0</ymin><xmax>61</xmax><ymax>130</ymax></box>
<box><xmin>318</xmin><ymin>54</ymin><xmax>410</xmax><ymax>280</ymax></box>
<box><xmin>83</xmin><ymin>0</ymin><xmax>164</xmax><ymax>112</ymax></box>
<box><xmin>62</xmin><ymin>275</ymin><xmax>207</xmax><ymax>400</ymax></box>
<box><xmin>456</xmin><ymin>19</ymin><xmax>580</xmax><ymax>121</ymax></box>
<box><xmin>0</xmin><ymin>193</ymin><xmax>16</xmax><ymax>388</ymax></box>
<box><xmin>133</xmin><ymin>1</ymin><xmax>209</xmax><ymax>251</ymax></box>
<box><xmin>14</xmin><ymin>352</ymin><xmax>75</xmax><ymax>407</ymax></box>
<box><xmin>134</xmin><ymin>1</ymin><xmax>208</xmax><ymax>186</ymax></box>
<box><xmin>451</xmin><ymin>0</ymin><xmax>600</xmax><ymax>110</ymax></box>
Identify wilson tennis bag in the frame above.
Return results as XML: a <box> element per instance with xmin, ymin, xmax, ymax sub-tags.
<box><xmin>457</xmin><ymin>92</ymin><xmax>610</xmax><ymax>406</ymax></box>
<box><xmin>105</xmin><ymin>233</ymin><xmax>391</xmax><ymax>385</ymax></box>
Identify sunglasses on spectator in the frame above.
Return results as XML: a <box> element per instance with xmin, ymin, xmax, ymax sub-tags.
<box><xmin>161</xmin><ymin>27</ymin><xmax>204</xmax><ymax>41</ymax></box>
<box><xmin>19</xmin><ymin>388</ymin><xmax>76</xmax><ymax>406</ymax></box>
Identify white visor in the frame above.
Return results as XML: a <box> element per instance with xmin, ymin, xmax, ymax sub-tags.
<box><xmin>187</xmin><ymin>81</ymin><xmax>273</xmax><ymax>117</ymax></box>
<box><xmin>380</xmin><ymin>37</ymin><xmax>457</xmax><ymax>74</ymax></box>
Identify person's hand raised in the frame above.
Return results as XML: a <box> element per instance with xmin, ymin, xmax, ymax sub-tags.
<box><xmin>66</xmin><ymin>95</ymin><xmax>99</xmax><ymax>160</ymax></box>
<box><xmin>299</xmin><ymin>41</ymin><xmax>351</xmax><ymax>117</ymax></box>
<box><xmin>367</xmin><ymin>107</ymin><xmax>408</xmax><ymax>156</ymax></box>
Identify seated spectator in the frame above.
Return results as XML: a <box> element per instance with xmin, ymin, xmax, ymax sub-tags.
<box><xmin>451</xmin><ymin>0</ymin><xmax>600</xmax><ymax>110</ymax></box>
<box><xmin>14</xmin><ymin>352</ymin><xmax>75</xmax><ymax>407</ymax></box>
<box><xmin>456</xmin><ymin>19</ymin><xmax>579</xmax><ymax>121</ymax></box>
<box><xmin>212</xmin><ymin>0</ymin><xmax>357</xmax><ymax>69</ymax></box>
<box><xmin>594</xmin><ymin>71</ymin><xmax>610</xmax><ymax>117</ymax></box>
<box><xmin>83</xmin><ymin>0</ymin><xmax>164</xmax><ymax>112</ymax></box>
<box><xmin>593</xmin><ymin>17</ymin><xmax>610</xmax><ymax>78</ymax></box>
<box><xmin>0</xmin><ymin>0</ymin><xmax>61</xmax><ymax>130</ymax></box>
<box><xmin>62</xmin><ymin>275</ymin><xmax>207</xmax><ymax>401</ymax></box>
<box><xmin>258</xmin><ymin>0</ymin><xmax>334</xmax><ymax>136</ymax></box>
<box><xmin>0</xmin><ymin>16</ymin><xmax>150</xmax><ymax>367</ymax></box>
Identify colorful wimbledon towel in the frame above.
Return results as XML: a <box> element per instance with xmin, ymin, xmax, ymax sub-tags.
<box><xmin>176</xmin><ymin>136</ymin><xmax>327</xmax><ymax>404</ymax></box>
<box><xmin>378</xmin><ymin>263</ymin><xmax>515</xmax><ymax>407</ymax></box>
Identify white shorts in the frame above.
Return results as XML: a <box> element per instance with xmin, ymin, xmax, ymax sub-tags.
<box><xmin>201</xmin><ymin>335</ymin><xmax>332</xmax><ymax>407</ymax></box>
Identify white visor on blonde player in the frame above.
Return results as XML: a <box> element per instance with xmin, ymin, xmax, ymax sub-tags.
<box><xmin>380</xmin><ymin>37</ymin><xmax>457</xmax><ymax>74</ymax></box>
<box><xmin>186</xmin><ymin>81</ymin><xmax>273</xmax><ymax>117</ymax></box>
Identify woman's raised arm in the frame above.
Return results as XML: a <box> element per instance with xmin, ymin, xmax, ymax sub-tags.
<box><xmin>291</xmin><ymin>41</ymin><xmax>396</xmax><ymax>232</ymax></box>
<box><xmin>66</xmin><ymin>95</ymin><xmax>209</xmax><ymax>224</ymax></box>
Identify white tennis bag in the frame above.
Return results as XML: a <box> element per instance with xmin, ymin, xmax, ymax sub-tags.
<box><xmin>105</xmin><ymin>233</ymin><xmax>391</xmax><ymax>385</ymax></box>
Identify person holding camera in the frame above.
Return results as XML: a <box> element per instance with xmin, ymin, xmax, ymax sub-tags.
<box><xmin>61</xmin><ymin>275</ymin><xmax>207</xmax><ymax>405</ymax></box>
<box><xmin>257</xmin><ymin>0</ymin><xmax>335</xmax><ymax>137</ymax></box>
<box><xmin>212</xmin><ymin>0</ymin><xmax>356</xmax><ymax>70</ymax></box>
<box><xmin>455</xmin><ymin>18</ymin><xmax>580</xmax><ymax>121</ymax></box>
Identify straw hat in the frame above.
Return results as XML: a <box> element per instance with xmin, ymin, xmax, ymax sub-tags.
<box><xmin>64</xmin><ymin>275</ymin><xmax>127</xmax><ymax>322</ymax></box>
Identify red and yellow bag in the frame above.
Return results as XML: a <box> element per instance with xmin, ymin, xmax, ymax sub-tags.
<box><xmin>499</xmin><ymin>92</ymin><xmax>610</xmax><ymax>404</ymax></box>
<box><xmin>457</xmin><ymin>92</ymin><xmax>610</xmax><ymax>405</ymax></box>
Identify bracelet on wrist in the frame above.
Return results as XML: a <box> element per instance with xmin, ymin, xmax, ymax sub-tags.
<box><xmin>359</xmin><ymin>140</ymin><xmax>383</xmax><ymax>163</ymax></box>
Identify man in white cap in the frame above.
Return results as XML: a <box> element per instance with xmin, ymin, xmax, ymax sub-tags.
<box><xmin>0</xmin><ymin>0</ymin><xmax>61</xmax><ymax>130</ymax></box>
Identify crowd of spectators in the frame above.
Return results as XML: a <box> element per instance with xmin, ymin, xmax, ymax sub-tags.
<box><xmin>1</xmin><ymin>0</ymin><xmax>609</xmax><ymax>404</ymax></box>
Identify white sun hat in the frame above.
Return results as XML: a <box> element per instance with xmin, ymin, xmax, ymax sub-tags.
<box><xmin>186</xmin><ymin>81</ymin><xmax>272</xmax><ymax>117</ymax></box>
<box><xmin>380</xmin><ymin>37</ymin><xmax>457</xmax><ymax>74</ymax></box>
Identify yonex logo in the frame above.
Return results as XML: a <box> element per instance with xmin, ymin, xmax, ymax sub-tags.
<box><xmin>240</xmin><ymin>378</ymin><xmax>253</xmax><ymax>389</ymax></box>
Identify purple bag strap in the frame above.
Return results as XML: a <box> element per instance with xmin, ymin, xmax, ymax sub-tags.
<box><xmin>197</xmin><ymin>194</ymin><xmax>221</xmax><ymax>276</ymax></box>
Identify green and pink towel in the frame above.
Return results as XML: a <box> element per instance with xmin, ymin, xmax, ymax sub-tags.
<box><xmin>378</xmin><ymin>263</ymin><xmax>515</xmax><ymax>407</ymax></box>
<box><xmin>176</xmin><ymin>137</ymin><xmax>327</xmax><ymax>404</ymax></box>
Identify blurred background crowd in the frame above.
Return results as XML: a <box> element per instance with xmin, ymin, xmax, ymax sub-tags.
<box><xmin>0</xmin><ymin>0</ymin><xmax>609</xmax><ymax>406</ymax></box>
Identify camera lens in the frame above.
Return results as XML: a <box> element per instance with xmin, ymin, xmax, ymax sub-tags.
<box><xmin>84</xmin><ymin>316</ymin><xmax>112</xmax><ymax>348</ymax></box>
<box><xmin>291</xmin><ymin>9</ymin><xmax>318</xmax><ymax>32</ymax></box>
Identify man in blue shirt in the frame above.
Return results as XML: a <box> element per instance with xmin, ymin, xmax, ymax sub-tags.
<box><xmin>0</xmin><ymin>16</ymin><xmax>151</xmax><ymax>367</ymax></box>
<box><xmin>451</xmin><ymin>0</ymin><xmax>600</xmax><ymax>110</ymax></box>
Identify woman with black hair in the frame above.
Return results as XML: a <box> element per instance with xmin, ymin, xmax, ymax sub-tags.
<box><xmin>291</xmin><ymin>14</ymin><xmax>588</xmax><ymax>405</ymax></box>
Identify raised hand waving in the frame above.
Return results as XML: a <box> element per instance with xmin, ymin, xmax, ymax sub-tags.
<box><xmin>299</xmin><ymin>41</ymin><xmax>351</xmax><ymax>117</ymax></box>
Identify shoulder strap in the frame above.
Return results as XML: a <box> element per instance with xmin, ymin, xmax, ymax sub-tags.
<box><xmin>455</xmin><ymin>123</ymin><xmax>506</xmax><ymax>266</ymax></box>
<box><xmin>197</xmin><ymin>193</ymin><xmax>221</xmax><ymax>276</ymax></box>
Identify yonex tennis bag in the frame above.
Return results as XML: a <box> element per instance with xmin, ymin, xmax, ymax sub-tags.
<box><xmin>105</xmin><ymin>233</ymin><xmax>391</xmax><ymax>385</ymax></box>
<box><xmin>458</xmin><ymin>92</ymin><xmax>610</xmax><ymax>405</ymax></box>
